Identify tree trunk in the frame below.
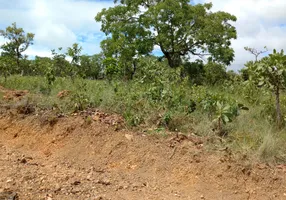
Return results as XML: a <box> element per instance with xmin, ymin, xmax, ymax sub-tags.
<box><xmin>164</xmin><ymin>53</ymin><xmax>173</xmax><ymax>68</ymax></box>
<box><xmin>275</xmin><ymin>86</ymin><xmax>282</xmax><ymax>128</ymax></box>
<box><xmin>16</xmin><ymin>58</ymin><xmax>20</xmax><ymax>72</ymax></box>
<box><xmin>130</xmin><ymin>60</ymin><xmax>137</xmax><ymax>80</ymax></box>
<box><xmin>218</xmin><ymin>117</ymin><xmax>222</xmax><ymax>135</ymax></box>
<box><xmin>16</xmin><ymin>48</ymin><xmax>21</xmax><ymax>73</ymax></box>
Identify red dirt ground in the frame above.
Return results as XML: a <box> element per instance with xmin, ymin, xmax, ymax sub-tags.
<box><xmin>0</xmin><ymin>86</ymin><xmax>28</xmax><ymax>101</ymax></box>
<box><xmin>0</xmin><ymin>113</ymin><xmax>286</xmax><ymax>200</ymax></box>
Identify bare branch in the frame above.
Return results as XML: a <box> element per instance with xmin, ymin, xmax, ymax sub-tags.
<box><xmin>244</xmin><ymin>46</ymin><xmax>268</xmax><ymax>61</ymax></box>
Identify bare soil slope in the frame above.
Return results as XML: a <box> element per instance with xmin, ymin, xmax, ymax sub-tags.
<box><xmin>0</xmin><ymin>114</ymin><xmax>286</xmax><ymax>200</ymax></box>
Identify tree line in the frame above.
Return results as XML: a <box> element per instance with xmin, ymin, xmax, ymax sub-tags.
<box><xmin>1</xmin><ymin>0</ymin><xmax>286</xmax><ymax>127</ymax></box>
<box><xmin>0</xmin><ymin>1</ymin><xmax>238</xmax><ymax>82</ymax></box>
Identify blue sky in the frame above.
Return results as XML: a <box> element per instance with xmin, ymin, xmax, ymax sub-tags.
<box><xmin>1</xmin><ymin>0</ymin><xmax>286</xmax><ymax>71</ymax></box>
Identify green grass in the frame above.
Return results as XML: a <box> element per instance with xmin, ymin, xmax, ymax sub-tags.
<box><xmin>1</xmin><ymin>75</ymin><xmax>286</xmax><ymax>163</ymax></box>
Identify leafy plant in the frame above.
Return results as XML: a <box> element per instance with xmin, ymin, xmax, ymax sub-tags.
<box><xmin>69</xmin><ymin>81</ymin><xmax>91</xmax><ymax>112</ymax></box>
<box><xmin>162</xmin><ymin>112</ymin><xmax>172</xmax><ymax>127</ymax></box>
<box><xmin>247</xmin><ymin>49</ymin><xmax>286</xmax><ymax>128</ymax></box>
<box><xmin>214</xmin><ymin>101</ymin><xmax>233</xmax><ymax>135</ymax></box>
<box><xmin>213</xmin><ymin>101</ymin><xmax>248</xmax><ymax>136</ymax></box>
<box><xmin>45</xmin><ymin>64</ymin><xmax>56</xmax><ymax>86</ymax></box>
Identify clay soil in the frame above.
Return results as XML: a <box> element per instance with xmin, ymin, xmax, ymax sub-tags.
<box><xmin>0</xmin><ymin>113</ymin><xmax>286</xmax><ymax>200</ymax></box>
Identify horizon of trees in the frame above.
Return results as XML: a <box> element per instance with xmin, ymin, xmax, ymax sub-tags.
<box><xmin>0</xmin><ymin>0</ymin><xmax>282</xmax><ymax>92</ymax></box>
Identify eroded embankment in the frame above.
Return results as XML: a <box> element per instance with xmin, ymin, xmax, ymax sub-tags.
<box><xmin>0</xmin><ymin>114</ymin><xmax>286</xmax><ymax>200</ymax></box>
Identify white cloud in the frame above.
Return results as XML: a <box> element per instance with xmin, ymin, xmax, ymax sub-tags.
<box><xmin>194</xmin><ymin>0</ymin><xmax>286</xmax><ymax>70</ymax></box>
<box><xmin>30</xmin><ymin>0</ymin><xmax>109</xmax><ymax>32</ymax></box>
<box><xmin>25</xmin><ymin>47</ymin><xmax>53</xmax><ymax>58</ymax></box>
<box><xmin>0</xmin><ymin>37</ymin><xmax>5</xmax><ymax>46</ymax></box>
<box><xmin>35</xmin><ymin>21</ymin><xmax>77</xmax><ymax>49</ymax></box>
<box><xmin>0</xmin><ymin>0</ymin><xmax>113</xmax><ymax>58</ymax></box>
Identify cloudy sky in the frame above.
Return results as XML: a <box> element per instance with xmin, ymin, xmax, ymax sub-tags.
<box><xmin>0</xmin><ymin>0</ymin><xmax>286</xmax><ymax>71</ymax></box>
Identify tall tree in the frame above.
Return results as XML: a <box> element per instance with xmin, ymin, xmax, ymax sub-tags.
<box><xmin>96</xmin><ymin>0</ymin><xmax>237</xmax><ymax>68</ymax></box>
<box><xmin>0</xmin><ymin>22</ymin><xmax>34</xmax><ymax>70</ymax></box>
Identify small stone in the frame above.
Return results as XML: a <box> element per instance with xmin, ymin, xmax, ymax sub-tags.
<box><xmin>6</xmin><ymin>179</ymin><xmax>13</xmax><ymax>183</ymax></box>
<box><xmin>98</xmin><ymin>178</ymin><xmax>111</xmax><ymax>185</ymax></box>
<box><xmin>39</xmin><ymin>186</ymin><xmax>46</xmax><ymax>191</ymax></box>
<box><xmin>27</xmin><ymin>187</ymin><xmax>33</xmax><ymax>191</ymax></box>
<box><xmin>46</xmin><ymin>194</ymin><xmax>53</xmax><ymax>200</ymax></box>
<box><xmin>117</xmin><ymin>185</ymin><xmax>123</xmax><ymax>190</ymax></box>
<box><xmin>93</xmin><ymin>115</ymin><xmax>100</xmax><ymax>121</ymax></box>
<box><xmin>132</xmin><ymin>182</ymin><xmax>144</xmax><ymax>189</ymax></box>
<box><xmin>94</xmin><ymin>195</ymin><xmax>104</xmax><ymax>200</ymax></box>
<box><xmin>200</xmin><ymin>195</ymin><xmax>205</xmax><ymax>199</ymax></box>
<box><xmin>71</xmin><ymin>181</ymin><xmax>81</xmax><ymax>186</ymax></box>
<box><xmin>125</xmin><ymin>134</ymin><xmax>134</xmax><ymax>141</ymax></box>
<box><xmin>54</xmin><ymin>184</ymin><xmax>61</xmax><ymax>192</ymax></box>
<box><xmin>71</xmin><ymin>188</ymin><xmax>81</xmax><ymax>194</ymax></box>
<box><xmin>87</xmin><ymin>172</ymin><xmax>93</xmax><ymax>181</ymax></box>
<box><xmin>19</xmin><ymin>158</ymin><xmax>27</xmax><ymax>164</ymax></box>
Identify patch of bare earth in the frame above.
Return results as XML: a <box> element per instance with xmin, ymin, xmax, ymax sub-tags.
<box><xmin>0</xmin><ymin>113</ymin><xmax>286</xmax><ymax>200</ymax></box>
<box><xmin>0</xmin><ymin>85</ymin><xmax>28</xmax><ymax>101</ymax></box>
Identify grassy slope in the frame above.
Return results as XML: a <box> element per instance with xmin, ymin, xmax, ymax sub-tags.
<box><xmin>1</xmin><ymin>75</ymin><xmax>286</xmax><ymax>163</ymax></box>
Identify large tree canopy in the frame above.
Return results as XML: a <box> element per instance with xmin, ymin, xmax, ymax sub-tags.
<box><xmin>96</xmin><ymin>0</ymin><xmax>237</xmax><ymax>68</ymax></box>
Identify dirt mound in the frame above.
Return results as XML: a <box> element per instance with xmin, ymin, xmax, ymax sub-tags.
<box><xmin>0</xmin><ymin>85</ymin><xmax>28</xmax><ymax>101</ymax></box>
<box><xmin>91</xmin><ymin>110</ymin><xmax>124</xmax><ymax>128</ymax></box>
<box><xmin>57</xmin><ymin>90</ymin><xmax>71</xmax><ymax>99</ymax></box>
<box><xmin>0</xmin><ymin>114</ymin><xmax>286</xmax><ymax>200</ymax></box>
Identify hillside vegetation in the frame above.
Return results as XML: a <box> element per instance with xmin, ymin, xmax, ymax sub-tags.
<box><xmin>1</xmin><ymin>1</ymin><xmax>286</xmax><ymax>163</ymax></box>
